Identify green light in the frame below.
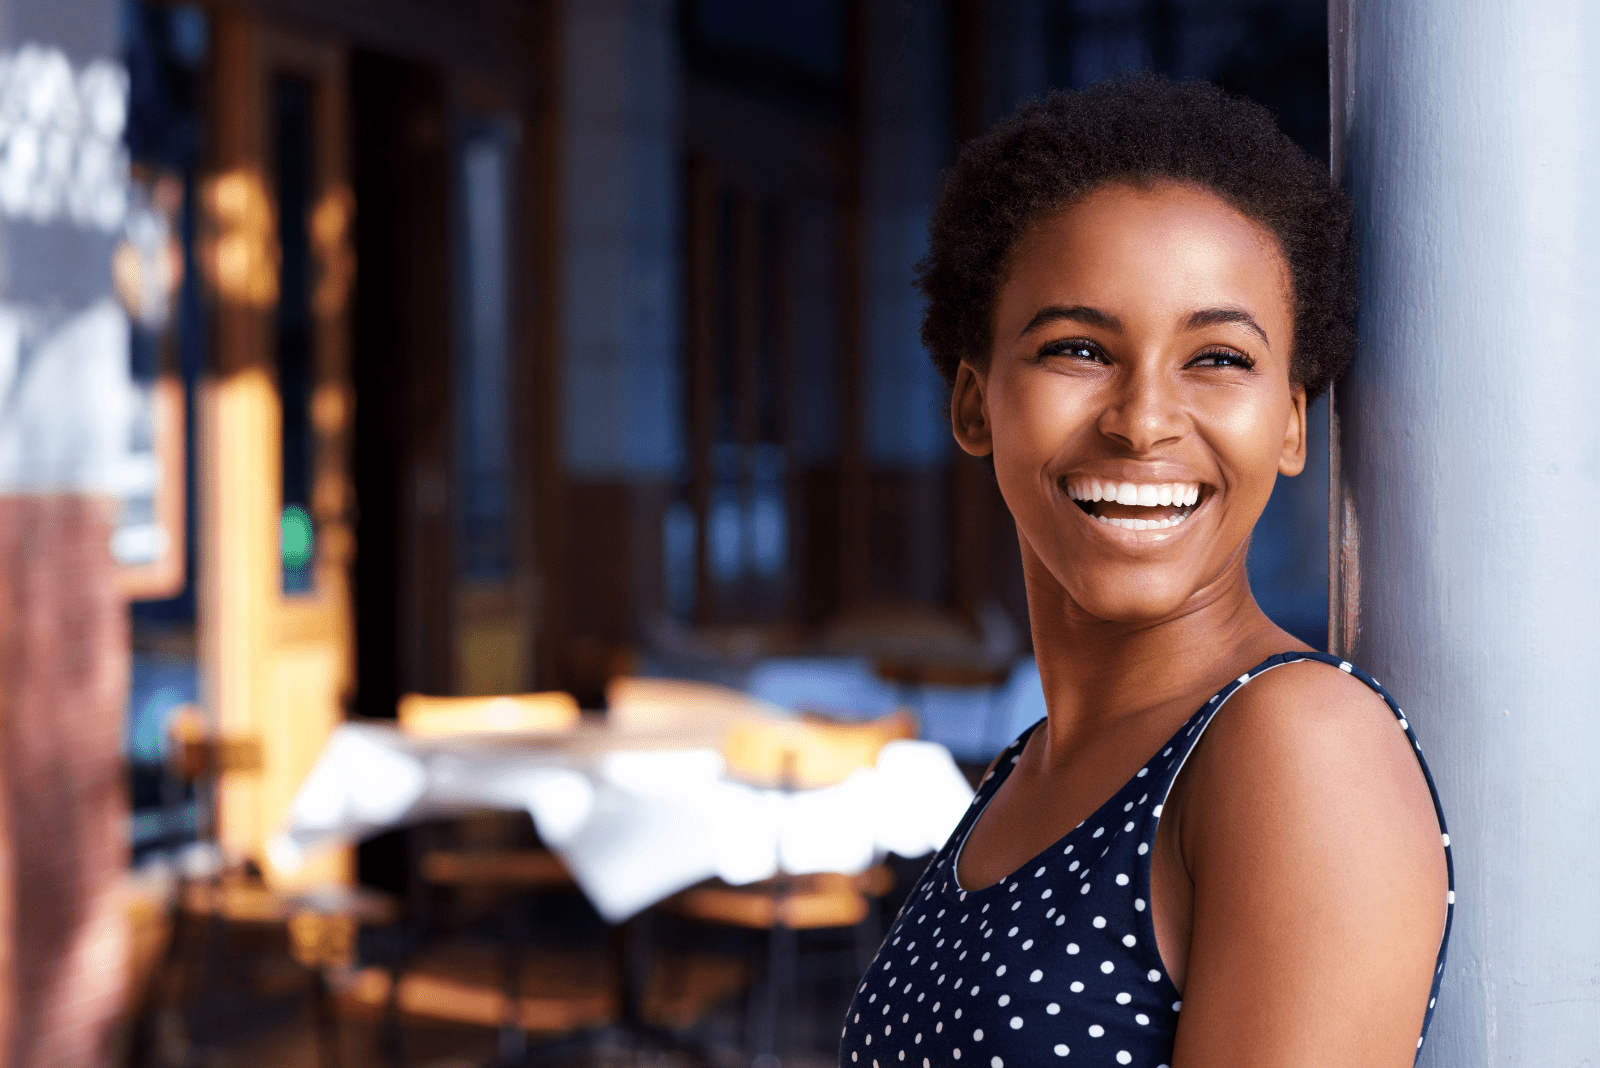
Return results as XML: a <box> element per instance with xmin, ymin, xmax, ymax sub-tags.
<box><xmin>281</xmin><ymin>505</ymin><xmax>314</xmax><ymax>569</ymax></box>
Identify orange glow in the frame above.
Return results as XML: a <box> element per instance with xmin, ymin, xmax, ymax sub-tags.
<box><xmin>311</xmin><ymin>184</ymin><xmax>355</xmax><ymax>316</ymax></box>
<box><xmin>201</xmin><ymin>169</ymin><xmax>279</xmax><ymax>308</ymax></box>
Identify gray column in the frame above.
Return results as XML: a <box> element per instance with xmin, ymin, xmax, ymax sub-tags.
<box><xmin>1332</xmin><ymin>1</ymin><xmax>1600</xmax><ymax>1062</ymax></box>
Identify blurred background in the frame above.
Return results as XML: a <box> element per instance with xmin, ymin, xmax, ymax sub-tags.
<box><xmin>0</xmin><ymin>0</ymin><xmax>1329</xmax><ymax>1066</ymax></box>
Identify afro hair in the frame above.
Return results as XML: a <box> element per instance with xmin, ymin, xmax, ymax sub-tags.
<box><xmin>916</xmin><ymin>73</ymin><xmax>1356</xmax><ymax>400</ymax></box>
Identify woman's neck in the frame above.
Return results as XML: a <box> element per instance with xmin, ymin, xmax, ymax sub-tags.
<box><xmin>1023</xmin><ymin>539</ymin><xmax>1303</xmax><ymax>752</ymax></box>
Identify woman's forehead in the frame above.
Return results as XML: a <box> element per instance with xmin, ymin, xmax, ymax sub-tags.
<box><xmin>1000</xmin><ymin>182</ymin><xmax>1293</xmax><ymax>338</ymax></box>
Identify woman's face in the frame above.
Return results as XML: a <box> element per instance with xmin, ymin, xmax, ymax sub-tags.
<box><xmin>952</xmin><ymin>181</ymin><xmax>1306</xmax><ymax>625</ymax></box>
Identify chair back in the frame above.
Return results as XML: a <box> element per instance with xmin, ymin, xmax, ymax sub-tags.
<box><xmin>396</xmin><ymin>691</ymin><xmax>580</xmax><ymax>737</ymax></box>
<box><xmin>721</xmin><ymin>708</ymin><xmax>917</xmax><ymax>791</ymax></box>
<box><xmin>605</xmin><ymin>676</ymin><xmax>782</xmax><ymax>732</ymax></box>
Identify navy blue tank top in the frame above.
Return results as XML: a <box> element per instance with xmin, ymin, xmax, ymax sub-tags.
<box><xmin>839</xmin><ymin>651</ymin><xmax>1454</xmax><ymax>1068</ymax></box>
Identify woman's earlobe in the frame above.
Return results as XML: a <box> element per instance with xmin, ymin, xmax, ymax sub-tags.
<box><xmin>951</xmin><ymin>363</ymin><xmax>994</xmax><ymax>457</ymax></box>
<box><xmin>1278</xmin><ymin>384</ymin><xmax>1309</xmax><ymax>476</ymax></box>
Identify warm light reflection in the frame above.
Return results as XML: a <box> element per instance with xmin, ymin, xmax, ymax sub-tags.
<box><xmin>311</xmin><ymin>184</ymin><xmax>355</xmax><ymax>316</ymax></box>
<box><xmin>201</xmin><ymin>168</ymin><xmax>278</xmax><ymax>308</ymax></box>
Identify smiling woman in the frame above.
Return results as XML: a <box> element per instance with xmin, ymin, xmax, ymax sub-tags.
<box><xmin>839</xmin><ymin>76</ymin><xmax>1453</xmax><ymax>1068</ymax></box>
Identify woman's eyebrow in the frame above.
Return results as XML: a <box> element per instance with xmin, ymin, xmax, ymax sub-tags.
<box><xmin>1018</xmin><ymin>304</ymin><xmax>1122</xmax><ymax>339</ymax></box>
<box><xmin>1185</xmin><ymin>306</ymin><xmax>1270</xmax><ymax>347</ymax></box>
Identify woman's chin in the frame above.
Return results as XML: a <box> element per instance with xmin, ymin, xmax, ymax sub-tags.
<box><xmin>1055</xmin><ymin>574</ymin><xmax>1207</xmax><ymax>628</ymax></box>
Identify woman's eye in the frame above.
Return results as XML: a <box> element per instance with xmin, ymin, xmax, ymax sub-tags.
<box><xmin>1036</xmin><ymin>339</ymin><xmax>1106</xmax><ymax>364</ymax></box>
<box><xmin>1189</xmin><ymin>348</ymin><xmax>1256</xmax><ymax>370</ymax></box>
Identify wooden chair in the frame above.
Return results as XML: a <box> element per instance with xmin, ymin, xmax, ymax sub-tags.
<box><xmin>397</xmin><ymin>690</ymin><xmax>580</xmax><ymax>738</ymax></box>
<box><xmin>129</xmin><ymin>711</ymin><xmax>397</xmax><ymax>1068</ymax></box>
<box><xmin>395</xmin><ymin>690</ymin><xmax>584</xmax><ymax>1065</ymax></box>
<box><xmin>667</xmin><ymin>709</ymin><xmax>915</xmax><ymax>1065</ymax></box>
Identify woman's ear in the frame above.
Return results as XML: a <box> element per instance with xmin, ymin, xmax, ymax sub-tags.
<box><xmin>1278</xmin><ymin>383</ymin><xmax>1308</xmax><ymax>476</ymax></box>
<box><xmin>951</xmin><ymin>361</ymin><xmax>993</xmax><ymax>457</ymax></box>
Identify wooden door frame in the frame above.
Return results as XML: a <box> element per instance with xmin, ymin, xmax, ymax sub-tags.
<box><xmin>200</xmin><ymin>7</ymin><xmax>354</xmax><ymax>885</ymax></box>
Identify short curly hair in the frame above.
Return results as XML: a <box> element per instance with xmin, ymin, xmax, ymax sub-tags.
<box><xmin>917</xmin><ymin>74</ymin><xmax>1356</xmax><ymax>400</ymax></box>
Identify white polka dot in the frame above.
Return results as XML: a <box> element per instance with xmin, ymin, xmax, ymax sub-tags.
<box><xmin>1137</xmin><ymin>767</ymin><xmax>1148</xmax><ymax>777</ymax></box>
<box><xmin>1117</xmin><ymin>1052</ymin><xmax>1132</xmax><ymax>1065</ymax></box>
<box><xmin>1029</xmin><ymin>969</ymin><xmax>1043</xmax><ymax>982</ymax></box>
<box><xmin>973</xmin><ymin>1029</ymin><xmax>983</xmax><ymax>1041</ymax></box>
<box><xmin>1135</xmin><ymin>1014</ymin><xmax>1149</xmax><ymax>1026</ymax></box>
<box><xmin>1442</xmin><ymin>833</ymin><xmax>1450</xmax><ymax>847</ymax></box>
<box><xmin>1053</xmin><ymin>1045</ymin><xmax>1068</xmax><ymax>1057</ymax></box>
<box><xmin>1045</xmin><ymin>908</ymin><xmax>1056</xmax><ymax>918</ymax></box>
<box><xmin>1339</xmin><ymin>660</ymin><xmax>1352</xmax><ymax>672</ymax></box>
<box><xmin>995</xmin><ymin>965</ymin><xmax>1006</xmax><ymax>976</ymax></box>
<box><xmin>1152</xmin><ymin>804</ymin><xmax>1164</xmax><ymax>817</ymax></box>
<box><xmin>1009</xmin><ymin>1017</ymin><xmax>1022</xmax><ymax>1030</ymax></box>
<box><xmin>1173</xmin><ymin>1000</ymin><xmax>1182</xmax><ymax>1012</ymax></box>
<box><xmin>992</xmin><ymin>1058</ymin><xmax>1003</xmax><ymax>1068</ymax></box>
<box><xmin>1070</xmin><ymin>981</ymin><xmax>1084</xmax><ymax>993</ymax></box>
<box><xmin>1047</xmin><ymin>1003</ymin><xmax>1060</xmax><ymax>1014</ymax></box>
<box><xmin>1063</xmin><ymin>844</ymin><xmax>1074</xmax><ymax>855</ymax></box>
<box><xmin>1067</xmin><ymin>943</ymin><xmax>1079</xmax><ymax>954</ymax></box>
<box><xmin>1008</xmin><ymin>927</ymin><xmax>1018</xmax><ymax>937</ymax></box>
<box><xmin>1092</xmin><ymin>916</ymin><xmax>1107</xmax><ymax>928</ymax></box>
<box><xmin>1022</xmin><ymin>939</ymin><xmax>1034</xmax><ymax>949</ymax></box>
<box><xmin>1116</xmin><ymin>992</ymin><xmax>1131</xmax><ymax>1005</ymax></box>
<box><xmin>1041</xmin><ymin>889</ymin><xmax>1052</xmax><ymax>899</ymax></box>
<box><xmin>1399</xmin><ymin>718</ymin><xmax>1409</xmax><ymax>730</ymax></box>
<box><xmin>1088</xmin><ymin>1025</ymin><xmax>1105</xmax><ymax>1038</ymax></box>
<box><xmin>1008</xmin><ymin>882</ymin><xmax>1017</xmax><ymax>892</ymax></box>
<box><xmin>1448</xmin><ymin>890</ymin><xmax>1456</xmax><ymax>904</ymax></box>
<box><xmin>952</xmin><ymin>1050</ymin><xmax>960</xmax><ymax>1060</ymax></box>
<box><xmin>1116</xmin><ymin>873</ymin><xmax>1130</xmax><ymax>886</ymax></box>
<box><xmin>1147</xmin><ymin>969</ymin><xmax>1161</xmax><ymax>981</ymax></box>
<box><xmin>1035</xmin><ymin>866</ymin><xmax>1046</xmax><ymax>877</ymax></box>
<box><xmin>899</xmin><ymin>1052</ymin><xmax>905</xmax><ymax>1061</ymax></box>
<box><xmin>1068</xmin><ymin>861</ymin><xmax>1080</xmax><ymax>872</ymax></box>
<box><xmin>1135</xmin><ymin>898</ymin><xmax>1146</xmax><ymax>911</ymax></box>
<box><xmin>1093</xmin><ymin>826</ymin><xmax>1105</xmax><ymax>838</ymax></box>
<box><xmin>1137</xmin><ymin>843</ymin><xmax>1149</xmax><ymax>855</ymax></box>
<box><xmin>1123</xmin><ymin>822</ymin><xmax>1134</xmax><ymax>833</ymax></box>
<box><xmin>1080</xmin><ymin>883</ymin><xmax>1092</xmax><ymax>895</ymax></box>
<box><xmin>1122</xmin><ymin>934</ymin><xmax>1137</xmax><ymax>947</ymax></box>
<box><xmin>1101</xmin><ymin>961</ymin><xmax>1115</xmax><ymax>974</ymax></box>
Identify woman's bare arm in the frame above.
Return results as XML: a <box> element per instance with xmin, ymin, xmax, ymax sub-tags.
<box><xmin>1169</xmin><ymin>662</ymin><xmax>1447</xmax><ymax>1067</ymax></box>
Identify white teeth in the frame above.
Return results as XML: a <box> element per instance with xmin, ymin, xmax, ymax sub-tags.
<box><xmin>1066</xmin><ymin>479</ymin><xmax>1202</xmax><ymax>507</ymax></box>
<box><xmin>1093</xmin><ymin>512</ymin><xmax>1191</xmax><ymax>531</ymax></box>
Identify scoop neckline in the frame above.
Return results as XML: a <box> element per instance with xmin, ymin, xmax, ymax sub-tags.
<box><xmin>948</xmin><ymin>650</ymin><xmax>1302</xmax><ymax>897</ymax></box>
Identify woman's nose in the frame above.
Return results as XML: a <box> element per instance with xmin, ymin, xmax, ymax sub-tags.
<box><xmin>1096</xmin><ymin>367</ymin><xmax>1185</xmax><ymax>453</ymax></box>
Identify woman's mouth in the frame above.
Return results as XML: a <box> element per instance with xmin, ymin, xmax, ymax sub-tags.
<box><xmin>1064</xmin><ymin>478</ymin><xmax>1202</xmax><ymax>531</ymax></box>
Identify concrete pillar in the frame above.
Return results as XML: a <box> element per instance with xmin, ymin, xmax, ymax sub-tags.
<box><xmin>0</xmin><ymin>1</ymin><xmax>132</xmax><ymax>1064</ymax></box>
<box><xmin>1331</xmin><ymin>1</ymin><xmax>1600</xmax><ymax>1061</ymax></box>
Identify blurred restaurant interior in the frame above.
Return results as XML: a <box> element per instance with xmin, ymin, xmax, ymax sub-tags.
<box><xmin>4</xmin><ymin>0</ymin><xmax>1329</xmax><ymax>1065</ymax></box>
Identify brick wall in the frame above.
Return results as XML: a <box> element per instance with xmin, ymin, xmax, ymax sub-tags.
<box><xmin>0</xmin><ymin>495</ymin><xmax>129</xmax><ymax>1067</ymax></box>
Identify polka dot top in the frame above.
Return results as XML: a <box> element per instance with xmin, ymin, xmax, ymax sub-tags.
<box><xmin>839</xmin><ymin>651</ymin><xmax>1455</xmax><ymax>1068</ymax></box>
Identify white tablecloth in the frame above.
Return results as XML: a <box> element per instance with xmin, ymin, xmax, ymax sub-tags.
<box><xmin>272</xmin><ymin>722</ymin><xmax>975</xmax><ymax>922</ymax></box>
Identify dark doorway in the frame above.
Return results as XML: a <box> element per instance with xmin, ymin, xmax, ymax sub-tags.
<box><xmin>350</xmin><ymin>49</ymin><xmax>453</xmax><ymax>890</ymax></box>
